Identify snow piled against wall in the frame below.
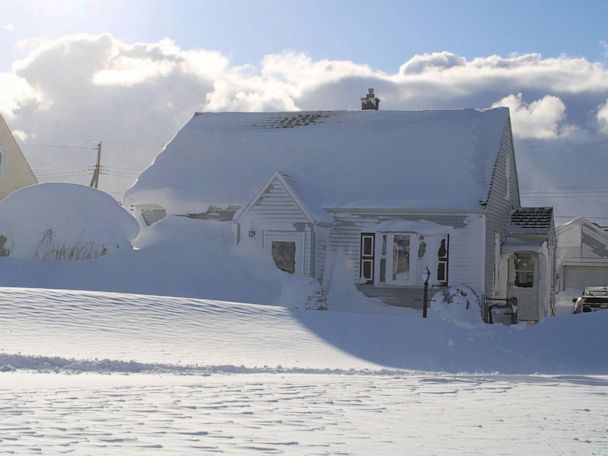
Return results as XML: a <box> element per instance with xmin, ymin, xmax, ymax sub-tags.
<box><xmin>0</xmin><ymin>215</ymin><xmax>323</xmax><ymax>307</ymax></box>
<box><xmin>0</xmin><ymin>183</ymin><xmax>139</xmax><ymax>259</ymax></box>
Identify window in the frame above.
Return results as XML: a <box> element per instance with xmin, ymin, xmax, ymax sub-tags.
<box><xmin>271</xmin><ymin>241</ymin><xmax>296</xmax><ymax>274</ymax></box>
<box><xmin>392</xmin><ymin>234</ymin><xmax>410</xmax><ymax>282</ymax></box>
<box><xmin>376</xmin><ymin>233</ymin><xmax>411</xmax><ymax>285</ymax></box>
<box><xmin>513</xmin><ymin>253</ymin><xmax>534</xmax><ymax>288</ymax></box>
<box><xmin>372</xmin><ymin>232</ymin><xmax>449</xmax><ymax>287</ymax></box>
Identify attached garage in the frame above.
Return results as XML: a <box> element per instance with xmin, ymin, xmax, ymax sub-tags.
<box><xmin>563</xmin><ymin>264</ymin><xmax>608</xmax><ymax>290</ymax></box>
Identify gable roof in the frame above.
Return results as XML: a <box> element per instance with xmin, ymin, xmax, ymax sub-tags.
<box><xmin>508</xmin><ymin>207</ymin><xmax>554</xmax><ymax>236</ymax></box>
<box><xmin>556</xmin><ymin>216</ymin><xmax>608</xmax><ymax>240</ymax></box>
<box><xmin>125</xmin><ymin>108</ymin><xmax>509</xmax><ymax>216</ymax></box>
<box><xmin>234</xmin><ymin>171</ymin><xmax>319</xmax><ymax>223</ymax></box>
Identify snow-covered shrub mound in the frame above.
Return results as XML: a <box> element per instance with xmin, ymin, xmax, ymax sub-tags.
<box><xmin>430</xmin><ymin>285</ymin><xmax>482</xmax><ymax>325</ymax></box>
<box><xmin>0</xmin><ymin>183</ymin><xmax>139</xmax><ymax>260</ymax></box>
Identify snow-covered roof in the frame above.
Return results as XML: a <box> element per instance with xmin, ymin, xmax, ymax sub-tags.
<box><xmin>125</xmin><ymin>108</ymin><xmax>509</xmax><ymax>217</ymax></box>
<box><xmin>556</xmin><ymin>216</ymin><xmax>608</xmax><ymax>238</ymax></box>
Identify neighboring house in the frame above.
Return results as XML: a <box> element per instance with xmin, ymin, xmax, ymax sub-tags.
<box><xmin>556</xmin><ymin>217</ymin><xmax>608</xmax><ymax>291</ymax></box>
<box><xmin>125</xmin><ymin>103</ymin><xmax>555</xmax><ymax>322</ymax></box>
<box><xmin>0</xmin><ymin>113</ymin><xmax>38</xmax><ymax>200</ymax></box>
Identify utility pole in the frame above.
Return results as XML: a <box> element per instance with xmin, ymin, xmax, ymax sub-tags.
<box><xmin>89</xmin><ymin>141</ymin><xmax>102</xmax><ymax>189</ymax></box>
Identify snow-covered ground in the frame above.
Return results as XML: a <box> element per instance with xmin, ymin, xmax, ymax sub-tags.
<box><xmin>1</xmin><ymin>185</ymin><xmax>607</xmax><ymax>454</ymax></box>
<box><xmin>3</xmin><ymin>371</ymin><xmax>607</xmax><ymax>455</ymax></box>
<box><xmin>1</xmin><ymin>287</ymin><xmax>607</xmax><ymax>455</ymax></box>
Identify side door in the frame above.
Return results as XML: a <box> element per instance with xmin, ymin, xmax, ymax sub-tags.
<box><xmin>264</xmin><ymin>232</ymin><xmax>305</xmax><ymax>276</ymax></box>
<box><xmin>508</xmin><ymin>252</ymin><xmax>539</xmax><ymax>322</ymax></box>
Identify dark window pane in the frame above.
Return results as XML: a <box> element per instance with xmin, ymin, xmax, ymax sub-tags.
<box><xmin>438</xmin><ymin>238</ymin><xmax>447</xmax><ymax>259</ymax></box>
<box><xmin>437</xmin><ymin>262</ymin><xmax>446</xmax><ymax>282</ymax></box>
<box><xmin>362</xmin><ymin>260</ymin><xmax>372</xmax><ymax>280</ymax></box>
<box><xmin>272</xmin><ymin>241</ymin><xmax>296</xmax><ymax>274</ymax></box>
<box><xmin>363</xmin><ymin>237</ymin><xmax>373</xmax><ymax>256</ymax></box>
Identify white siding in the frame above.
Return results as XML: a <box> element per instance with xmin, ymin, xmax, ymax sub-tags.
<box><xmin>325</xmin><ymin>211</ymin><xmax>486</xmax><ymax>296</ymax></box>
<box><xmin>315</xmin><ymin>226</ymin><xmax>330</xmax><ymax>281</ymax></box>
<box><xmin>238</xmin><ymin>177</ymin><xmax>314</xmax><ymax>276</ymax></box>
<box><xmin>484</xmin><ymin>117</ymin><xmax>521</xmax><ymax>296</ymax></box>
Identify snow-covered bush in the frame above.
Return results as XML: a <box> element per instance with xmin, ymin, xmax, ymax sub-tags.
<box><xmin>0</xmin><ymin>183</ymin><xmax>139</xmax><ymax>260</ymax></box>
<box><xmin>430</xmin><ymin>284</ymin><xmax>482</xmax><ymax>325</ymax></box>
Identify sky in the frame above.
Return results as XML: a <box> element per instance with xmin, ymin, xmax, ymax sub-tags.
<box><xmin>1</xmin><ymin>0</ymin><xmax>608</xmax><ymax>222</ymax></box>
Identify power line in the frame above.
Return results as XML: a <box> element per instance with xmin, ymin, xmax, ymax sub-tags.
<box><xmin>518</xmin><ymin>140</ymin><xmax>608</xmax><ymax>150</ymax></box>
<box><xmin>522</xmin><ymin>194</ymin><xmax>608</xmax><ymax>199</ymax></box>
<box><xmin>103</xmin><ymin>140</ymin><xmax>164</xmax><ymax>148</ymax></box>
<box><xmin>23</xmin><ymin>143</ymin><xmax>97</xmax><ymax>150</ymax></box>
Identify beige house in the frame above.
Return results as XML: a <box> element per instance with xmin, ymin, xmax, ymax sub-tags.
<box><xmin>0</xmin><ymin>114</ymin><xmax>37</xmax><ymax>200</ymax></box>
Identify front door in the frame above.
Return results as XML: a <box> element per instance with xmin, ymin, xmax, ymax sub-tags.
<box><xmin>508</xmin><ymin>252</ymin><xmax>539</xmax><ymax>321</ymax></box>
<box><xmin>264</xmin><ymin>232</ymin><xmax>304</xmax><ymax>276</ymax></box>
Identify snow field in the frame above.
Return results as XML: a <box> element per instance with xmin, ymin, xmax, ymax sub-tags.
<box><xmin>1</xmin><ymin>372</ymin><xmax>607</xmax><ymax>455</ymax></box>
<box><xmin>1</xmin><ymin>287</ymin><xmax>608</xmax><ymax>455</ymax></box>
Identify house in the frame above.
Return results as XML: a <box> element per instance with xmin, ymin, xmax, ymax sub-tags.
<box><xmin>125</xmin><ymin>101</ymin><xmax>555</xmax><ymax>322</ymax></box>
<box><xmin>556</xmin><ymin>217</ymin><xmax>608</xmax><ymax>291</ymax></box>
<box><xmin>0</xmin><ymin>113</ymin><xmax>38</xmax><ymax>200</ymax></box>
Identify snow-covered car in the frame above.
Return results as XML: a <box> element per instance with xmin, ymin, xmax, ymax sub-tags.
<box><xmin>573</xmin><ymin>287</ymin><xmax>608</xmax><ymax>313</ymax></box>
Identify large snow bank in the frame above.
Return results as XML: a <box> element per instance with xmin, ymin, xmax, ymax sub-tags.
<box><xmin>324</xmin><ymin>249</ymin><xmax>413</xmax><ymax>315</ymax></box>
<box><xmin>430</xmin><ymin>285</ymin><xmax>483</xmax><ymax>327</ymax></box>
<box><xmin>125</xmin><ymin>109</ymin><xmax>508</xmax><ymax>215</ymax></box>
<box><xmin>0</xmin><ymin>183</ymin><xmax>139</xmax><ymax>260</ymax></box>
<box><xmin>1</xmin><ymin>287</ymin><xmax>607</xmax><ymax>374</ymax></box>
<box><xmin>0</xmin><ymin>215</ymin><xmax>327</xmax><ymax>307</ymax></box>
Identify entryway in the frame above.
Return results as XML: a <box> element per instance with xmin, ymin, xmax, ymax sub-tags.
<box><xmin>264</xmin><ymin>232</ymin><xmax>305</xmax><ymax>276</ymax></box>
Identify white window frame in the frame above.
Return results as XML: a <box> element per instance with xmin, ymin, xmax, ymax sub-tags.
<box><xmin>375</xmin><ymin>231</ymin><xmax>449</xmax><ymax>287</ymax></box>
<box><xmin>263</xmin><ymin>231</ymin><xmax>305</xmax><ymax>276</ymax></box>
<box><xmin>375</xmin><ymin>232</ymin><xmax>417</xmax><ymax>286</ymax></box>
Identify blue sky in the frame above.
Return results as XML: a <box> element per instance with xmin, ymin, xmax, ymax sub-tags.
<box><xmin>2</xmin><ymin>0</ymin><xmax>607</xmax><ymax>72</ymax></box>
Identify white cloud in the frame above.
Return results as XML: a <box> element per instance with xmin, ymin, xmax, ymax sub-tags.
<box><xmin>399</xmin><ymin>51</ymin><xmax>466</xmax><ymax>74</ymax></box>
<box><xmin>11</xmin><ymin>129</ymin><xmax>29</xmax><ymax>142</ymax></box>
<box><xmin>597</xmin><ymin>100</ymin><xmax>608</xmax><ymax>134</ymax></box>
<box><xmin>491</xmin><ymin>93</ymin><xmax>568</xmax><ymax>139</ymax></box>
<box><xmin>1</xmin><ymin>24</ymin><xmax>15</xmax><ymax>31</ymax></box>
<box><xmin>2</xmin><ymin>33</ymin><xmax>608</xmax><ymax>199</ymax></box>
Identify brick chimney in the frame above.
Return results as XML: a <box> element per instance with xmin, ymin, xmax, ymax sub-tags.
<box><xmin>361</xmin><ymin>88</ymin><xmax>380</xmax><ymax>110</ymax></box>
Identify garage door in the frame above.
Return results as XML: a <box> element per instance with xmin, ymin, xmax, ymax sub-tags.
<box><xmin>563</xmin><ymin>265</ymin><xmax>608</xmax><ymax>290</ymax></box>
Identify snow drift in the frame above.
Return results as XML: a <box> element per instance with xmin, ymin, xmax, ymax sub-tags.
<box><xmin>1</xmin><ymin>287</ymin><xmax>607</xmax><ymax>375</ymax></box>
<box><xmin>0</xmin><ymin>183</ymin><xmax>139</xmax><ymax>259</ymax></box>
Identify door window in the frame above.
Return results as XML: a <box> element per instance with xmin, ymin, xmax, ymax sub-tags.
<box><xmin>514</xmin><ymin>253</ymin><xmax>534</xmax><ymax>288</ymax></box>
